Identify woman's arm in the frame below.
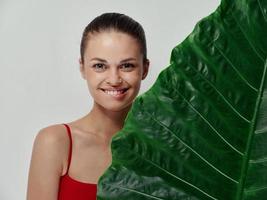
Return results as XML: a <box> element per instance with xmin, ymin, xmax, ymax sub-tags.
<box><xmin>26</xmin><ymin>125</ymin><xmax>67</xmax><ymax>200</ymax></box>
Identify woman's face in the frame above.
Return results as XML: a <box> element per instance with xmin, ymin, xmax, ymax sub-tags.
<box><xmin>80</xmin><ymin>30</ymin><xmax>149</xmax><ymax>112</ymax></box>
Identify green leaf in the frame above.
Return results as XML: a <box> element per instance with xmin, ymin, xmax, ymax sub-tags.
<box><xmin>97</xmin><ymin>0</ymin><xmax>267</xmax><ymax>199</ymax></box>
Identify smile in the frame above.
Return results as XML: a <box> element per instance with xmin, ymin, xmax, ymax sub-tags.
<box><xmin>101</xmin><ymin>88</ymin><xmax>129</xmax><ymax>97</ymax></box>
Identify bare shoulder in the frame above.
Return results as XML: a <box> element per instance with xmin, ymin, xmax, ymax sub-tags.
<box><xmin>31</xmin><ymin>123</ymin><xmax>70</xmax><ymax>169</ymax></box>
<box><xmin>27</xmin><ymin>124</ymin><xmax>69</xmax><ymax>200</ymax></box>
<box><xmin>30</xmin><ymin>123</ymin><xmax>70</xmax><ymax>172</ymax></box>
<box><xmin>34</xmin><ymin>124</ymin><xmax>68</xmax><ymax>147</ymax></box>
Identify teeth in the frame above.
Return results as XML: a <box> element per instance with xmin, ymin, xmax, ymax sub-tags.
<box><xmin>104</xmin><ymin>89</ymin><xmax>125</xmax><ymax>96</ymax></box>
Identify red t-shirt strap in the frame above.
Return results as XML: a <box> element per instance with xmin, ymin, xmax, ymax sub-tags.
<box><xmin>62</xmin><ymin>123</ymin><xmax>73</xmax><ymax>175</ymax></box>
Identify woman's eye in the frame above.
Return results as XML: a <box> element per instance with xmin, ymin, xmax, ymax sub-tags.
<box><xmin>92</xmin><ymin>63</ymin><xmax>106</xmax><ymax>71</ymax></box>
<box><xmin>121</xmin><ymin>63</ymin><xmax>135</xmax><ymax>71</ymax></box>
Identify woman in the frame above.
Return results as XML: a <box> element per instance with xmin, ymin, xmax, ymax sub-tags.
<box><xmin>27</xmin><ymin>12</ymin><xmax>149</xmax><ymax>200</ymax></box>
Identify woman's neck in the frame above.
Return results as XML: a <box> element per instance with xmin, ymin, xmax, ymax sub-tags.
<box><xmin>85</xmin><ymin>101</ymin><xmax>132</xmax><ymax>142</ymax></box>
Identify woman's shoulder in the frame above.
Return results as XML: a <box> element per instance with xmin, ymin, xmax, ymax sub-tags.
<box><xmin>32</xmin><ymin>124</ymin><xmax>70</xmax><ymax>158</ymax></box>
<box><xmin>27</xmin><ymin>124</ymin><xmax>69</xmax><ymax>199</ymax></box>
<box><xmin>35</xmin><ymin>124</ymin><xmax>68</xmax><ymax>144</ymax></box>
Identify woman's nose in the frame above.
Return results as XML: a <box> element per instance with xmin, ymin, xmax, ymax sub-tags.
<box><xmin>105</xmin><ymin>69</ymin><xmax>123</xmax><ymax>85</ymax></box>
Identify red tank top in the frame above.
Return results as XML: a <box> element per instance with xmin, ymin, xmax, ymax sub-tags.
<box><xmin>58</xmin><ymin>123</ymin><xmax>97</xmax><ymax>200</ymax></box>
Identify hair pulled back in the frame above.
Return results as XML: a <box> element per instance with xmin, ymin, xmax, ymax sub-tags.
<box><xmin>80</xmin><ymin>12</ymin><xmax>147</xmax><ymax>64</ymax></box>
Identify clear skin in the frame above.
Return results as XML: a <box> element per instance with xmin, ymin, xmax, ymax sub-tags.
<box><xmin>26</xmin><ymin>30</ymin><xmax>149</xmax><ymax>200</ymax></box>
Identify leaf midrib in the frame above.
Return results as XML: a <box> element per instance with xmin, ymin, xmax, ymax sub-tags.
<box><xmin>237</xmin><ymin>59</ymin><xmax>267</xmax><ymax>199</ymax></box>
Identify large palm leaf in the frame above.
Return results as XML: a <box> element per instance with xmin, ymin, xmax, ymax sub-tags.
<box><xmin>97</xmin><ymin>0</ymin><xmax>267</xmax><ymax>199</ymax></box>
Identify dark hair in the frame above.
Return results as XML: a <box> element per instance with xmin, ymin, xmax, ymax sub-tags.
<box><xmin>80</xmin><ymin>12</ymin><xmax>147</xmax><ymax>64</ymax></box>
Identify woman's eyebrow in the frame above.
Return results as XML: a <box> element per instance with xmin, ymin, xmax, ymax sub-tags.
<box><xmin>120</xmin><ymin>58</ymin><xmax>136</xmax><ymax>63</ymax></box>
<box><xmin>90</xmin><ymin>57</ymin><xmax>107</xmax><ymax>62</ymax></box>
<box><xmin>90</xmin><ymin>57</ymin><xmax>136</xmax><ymax>63</ymax></box>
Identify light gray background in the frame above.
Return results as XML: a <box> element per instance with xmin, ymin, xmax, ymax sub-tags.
<box><xmin>0</xmin><ymin>0</ymin><xmax>220</xmax><ymax>199</ymax></box>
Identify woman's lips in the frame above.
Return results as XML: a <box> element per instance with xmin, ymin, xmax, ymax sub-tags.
<box><xmin>100</xmin><ymin>88</ymin><xmax>129</xmax><ymax>98</ymax></box>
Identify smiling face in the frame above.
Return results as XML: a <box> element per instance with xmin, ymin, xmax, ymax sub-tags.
<box><xmin>80</xmin><ymin>30</ymin><xmax>149</xmax><ymax>112</ymax></box>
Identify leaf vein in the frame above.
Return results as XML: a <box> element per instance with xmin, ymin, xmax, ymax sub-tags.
<box><xmin>231</xmin><ymin>12</ymin><xmax>265</xmax><ymax>62</ymax></box>
<box><xmin>255</xmin><ymin>127</ymin><xmax>267</xmax><ymax>134</ymax></box>
<box><xmin>171</xmin><ymin>86</ymin><xmax>244</xmax><ymax>156</ymax></box>
<box><xmin>102</xmin><ymin>183</ymin><xmax>166</xmax><ymax>200</ymax></box>
<box><xmin>127</xmin><ymin>145</ymin><xmax>218</xmax><ymax>200</ymax></box>
<box><xmin>188</xmin><ymin>62</ymin><xmax>252</xmax><ymax>122</ymax></box>
<box><xmin>249</xmin><ymin>156</ymin><xmax>267</xmax><ymax>164</ymax></box>
<box><xmin>245</xmin><ymin>185</ymin><xmax>267</xmax><ymax>193</ymax></box>
<box><xmin>213</xmin><ymin>43</ymin><xmax>258</xmax><ymax>93</ymax></box>
<box><xmin>257</xmin><ymin>0</ymin><xmax>267</xmax><ymax>22</ymax></box>
<box><xmin>146</xmin><ymin>110</ymin><xmax>239</xmax><ymax>184</ymax></box>
<box><xmin>237</xmin><ymin>60</ymin><xmax>267</xmax><ymax>199</ymax></box>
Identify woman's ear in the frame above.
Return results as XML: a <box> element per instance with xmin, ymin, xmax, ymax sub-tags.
<box><xmin>142</xmin><ymin>59</ymin><xmax>150</xmax><ymax>80</ymax></box>
<box><xmin>79</xmin><ymin>58</ymin><xmax>86</xmax><ymax>80</ymax></box>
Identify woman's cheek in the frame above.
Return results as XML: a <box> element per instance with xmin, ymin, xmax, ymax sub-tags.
<box><xmin>123</xmin><ymin>72</ymin><xmax>142</xmax><ymax>84</ymax></box>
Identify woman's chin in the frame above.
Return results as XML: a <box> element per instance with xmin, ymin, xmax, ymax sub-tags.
<box><xmin>106</xmin><ymin>103</ymin><xmax>132</xmax><ymax>112</ymax></box>
<box><xmin>92</xmin><ymin>93</ymin><xmax>134</xmax><ymax>112</ymax></box>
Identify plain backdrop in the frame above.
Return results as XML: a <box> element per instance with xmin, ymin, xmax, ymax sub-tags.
<box><xmin>0</xmin><ymin>0</ymin><xmax>220</xmax><ymax>199</ymax></box>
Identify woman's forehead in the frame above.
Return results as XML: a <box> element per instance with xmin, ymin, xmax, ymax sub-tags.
<box><xmin>84</xmin><ymin>31</ymin><xmax>142</xmax><ymax>61</ymax></box>
<box><xmin>87</xmin><ymin>30</ymin><xmax>139</xmax><ymax>45</ymax></box>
